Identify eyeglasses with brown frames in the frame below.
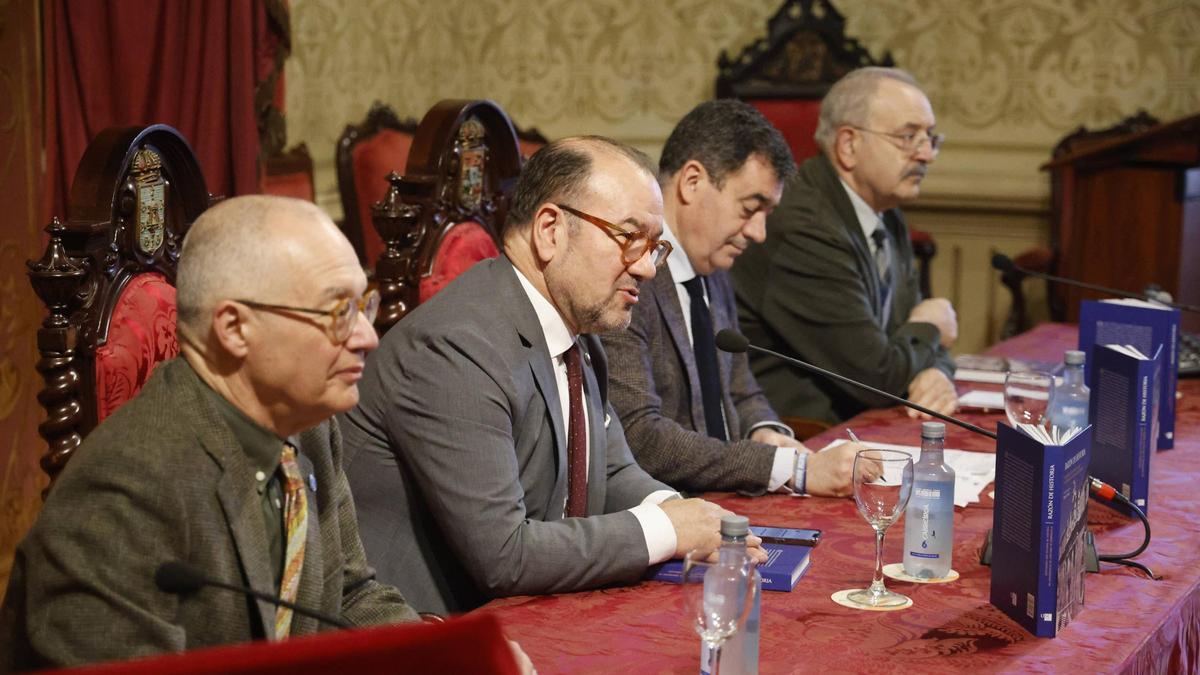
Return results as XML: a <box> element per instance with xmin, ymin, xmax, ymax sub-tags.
<box><xmin>235</xmin><ymin>288</ymin><xmax>381</xmax><ymax>343</ymax></box>
<box><xmin>556</xmin><ymin>204</ymin><xmax>673</xmax><ymax>268</ymax></box>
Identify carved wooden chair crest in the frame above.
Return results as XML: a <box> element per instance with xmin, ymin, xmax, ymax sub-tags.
<box><xmin>716</xmin><ymin>0</ymin><xmax>937</xmax><ymax>298</ymax></box>
<box><xmin>27</xmin><ymin>124</ymin><xmax>213</xmax><ymax>485</ymax></box>
<box><xmin>370</xmin><ymin>99</ymin><xmax>524</xmax><ymax>333</ymax></box>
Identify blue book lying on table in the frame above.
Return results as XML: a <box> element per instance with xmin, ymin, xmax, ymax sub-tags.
<box><xmin>1078</xmin><ymin>299</ymin><xmax>1179</xmax><ymax>449</ymax></box>
<box><xmin>1088</xmin><ymin>343</ymin><xmax>1163</xmax><ymax>516</ymax></box>
<box><xmin>989</xmin><ymin>423</ymin><xmax>1091</xmax><ymax>638</ymax></box>
<box><xmin>648</xmin><ymin>543</ymin><xmax>812</xmax><ymax>592</ymax></box>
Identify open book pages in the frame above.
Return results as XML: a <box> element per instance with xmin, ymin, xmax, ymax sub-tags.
<box><xmin>1103</xmin><ymin>297</ymin><xmax>1172</xmax><ymax>311</ymax></box>
<box><xmin>1014</xmin><ymin>422</ymin><xmax>1085</xmax><ymax>445</ymax></box>
<box><xmin>1105</xmin><ymin>343</ymin><xmax>1150</xmax><ymax>360</ymax></box>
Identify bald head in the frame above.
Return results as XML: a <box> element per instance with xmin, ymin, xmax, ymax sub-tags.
<box><xmin>504</xmin><ymin>135</ymin><xmax>658</xmax><ymax>238</ymax></box>
<box><xmin>176</xmin><ymin>195</ymin><xmax>348</xmax><ymax>345</ymax></box>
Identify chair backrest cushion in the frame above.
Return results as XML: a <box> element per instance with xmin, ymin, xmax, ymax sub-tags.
<box><xmin>352</xmin><ymin>128</ymin><xmax>415</xmax><ymax>265</ymax></box>
<box><xmin>94</xmin><ymin>272</ymin><xmax>179</xmax><ymax>422</ymax></box>
<box><xmin>418</xmin><ymin>220</ymin><xmax>500</xmax><ymax>304</ymax></box>
<box><xmin>748</xmin><ymin>98</ymin><xmax>822</xmax><ymax>163</ymax></box>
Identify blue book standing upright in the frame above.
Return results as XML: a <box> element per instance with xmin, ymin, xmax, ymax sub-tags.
<box><xmin>1078</xmin><ymin>299</ymin><xmax>1179</xmax><ymax>449</ymax></box>
<box><xmin>989</xmin><ymin>423</ymin><xmax>1091</xmax><ymax>638</ymax></box>
<box><xmin>1088</xmin><ymin>344</ymin><xmax>1163</xmax><ymax>516</ymax></box>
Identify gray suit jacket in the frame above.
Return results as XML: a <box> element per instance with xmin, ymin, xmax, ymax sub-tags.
<box><xmin>0</xmin><ymin>358</ymin><xmax>416</xmax><ymax>671</ymax></box>
<box><xmin>730</xmin><ymin>154</ymin><xmax>955</xmax><ymax>423</ymax></box>
<box><xmin>601</xmin><ymin>266</ymin><xmax>784</xmax><ymax>495</ymax></box>
<box><xmin>341</xmin><ymin>256</ymin><xmax>674</xmax><ymax>615</ymax></box>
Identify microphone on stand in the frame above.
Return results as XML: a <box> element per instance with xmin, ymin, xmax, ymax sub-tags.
<box><xmin>155</xmin><ymin>560</ymin><xmax>352</xmax><ymax>629</ymax></box>
<box><xmin>991</xmin><ymin>253</ymin><xmax>1200</xmax><ymax>315</ymax></box>
<box><xmin>715</xmin><ymin>329</ymin><xmax>1155</xmax><ymax>576</ymax></box>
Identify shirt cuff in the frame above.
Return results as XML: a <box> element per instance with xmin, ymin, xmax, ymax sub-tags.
<box><xmin>631</xmin><ymin>494</ymin><xmax>679</xmax><ymax>565</ymax></box>
<box><xmin>768</xmin><ymin>446</ymin><xmax>799</xmax><ymax>491</ymax></box>
<box><xmin>747</xmin><ymin>420</ymin><xmax>794</xmax><ymax>439</ymax></box>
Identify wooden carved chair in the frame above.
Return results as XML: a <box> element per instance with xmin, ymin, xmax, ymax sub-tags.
<box><xmin>336</xmin><ymin>102</ymin><xmax>422</xmax><ymax>268</ymax></box>
<box><xmin>370</xmin><ymin>99</ymin><xmax>524</xmax><ymax>333</ymax></box>
<box><xmin>999</xmin><ymin>110</ymin><xmax>1160</xmax><ymax>338</ymax></box>
<box><xmin>259</xmin><ymin>143</ymin><xmax>316</xmax><ymax>202</ymax></box>
<box><xmin>27</xmin><ymin>124</ymin><xmax>213</xmax><ymax>485</ymax></box>
<box><xmin>716</xmin><ymin>0</ymin><xmax>937</xmax><ymax>299</ymax></box>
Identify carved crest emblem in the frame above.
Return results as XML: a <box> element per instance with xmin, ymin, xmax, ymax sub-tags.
<box><xmin>456</xmin><ymin>117</ymin><xmax>487</xmax><ymax>211</ymax></box>
<box><xmin>131</xmin><ymin>148</ymin><xmax>167</xmax><ymax>254</ymax></box>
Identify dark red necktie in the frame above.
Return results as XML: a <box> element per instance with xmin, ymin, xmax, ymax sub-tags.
<box><xmin>564</xmin><ymin>343</ymin><xmax>588</xmax><ymax>517</ymax></box>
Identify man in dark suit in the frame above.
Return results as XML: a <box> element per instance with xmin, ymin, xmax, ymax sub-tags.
<box><xmin>602</xmin><ymin>100</ymin><xmax>863</xmax><ymax>497</ymax></box>
<box><xmin>0</xmin><ymin>196</ymin><xmax>421</xmax><ymax>669</ymax></box>
<box><xmin>341</xmin><ymin>136</ymin><xmax>764</xmax><ymax>616</ymax></box>
<box><xmin>731</xmin><ymin>68</ymin><xmax>959</xmax><ymax>424</ymax></box>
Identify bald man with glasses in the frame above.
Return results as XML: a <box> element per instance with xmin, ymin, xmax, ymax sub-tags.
<box><xmin>341</xmin><ymin>136</ymin><xmax>764</xmax><ymax>616</ymax></box>
<box><xmin>0</xmin><ymin>196</ymin><xmax>429</xmax><ymax>669</ymax></box>
<box><xmin>731</xmin><ymin>67</ymin><xmax>959</xmax><ymax>425</ymax></box>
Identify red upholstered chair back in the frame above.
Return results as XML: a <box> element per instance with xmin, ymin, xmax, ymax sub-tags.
<box><xmin>336</xmin><ymin>102</ymin><xmax>419</xmax><ymax>268</ymax></box>
<box><xmin>746</xmin><ymin>99</ymin><xmax>822</xmax><ymax>163</ymax></box>
<box><xmin>716</xmin><ymin>0</ymin><xmax>938</xmax><ymax>298</ymax></box>
<box><xmin>27</xmin><ymin>124</ymin><xmax>212</xmax><ymax>486</ymax></box>
<box><xmin>259</xmin><ymin>143</ymin><xmax>316</xmax><ymax>202</ymax></box>
<box><xmin>370</xmin><ymin>99</ymin><xmax>524</xmax><ymax>333</ymax></box>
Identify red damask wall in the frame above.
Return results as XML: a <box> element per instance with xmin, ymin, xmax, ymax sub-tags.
<box><xmin>0</xmin><ymin>0</ymin><xmax>49</xmax><ymax>593</ymax></box>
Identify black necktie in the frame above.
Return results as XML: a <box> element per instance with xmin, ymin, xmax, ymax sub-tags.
<box><xmin>682</xmin><ymin>277</ymin><xmax>727</xmax><ymax>441</ymax></box>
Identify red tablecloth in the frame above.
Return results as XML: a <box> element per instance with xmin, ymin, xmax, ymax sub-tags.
<box><xmin>480</xmin><ymin>324</ymin><xmax>1200</xmax><ymax>674</ymax></box>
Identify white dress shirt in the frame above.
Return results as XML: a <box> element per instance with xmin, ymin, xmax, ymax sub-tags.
<box><xmin>660</xmin><ymin>222</ymin><xmax>799</xmax><ymax>492</ymax></box>
<box><xmin>514</xmin><ymin>268</ymin><xmax>678</xmax><ymax>564</ymax></box>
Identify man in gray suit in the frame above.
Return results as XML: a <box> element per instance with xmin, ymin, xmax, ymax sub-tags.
<box><xmin>342</xmin><ymin>136</ymin><xmax>763</xmax><ymax>616</ymax></box>
<box><xmin>0</xmin><ymin>197</ymin><xmax>421</xmax><ymax>669</ymax></box>
<box><xmin>731</xmin><ymin>67</ymin><xmax>959</xmax><ymax>424</ymax></box>
<box><xmin>602</xmin><ymin>100</ymin><xmax>863</xmax><ymax>497</ymax></box>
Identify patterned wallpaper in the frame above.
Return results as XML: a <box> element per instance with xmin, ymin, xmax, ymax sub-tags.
<box><xmin>286</xmin><ymin>0</ymin><xmax>1200</xmax><ymax>218</ymax></box>
<box><xmin>0</xmin><ymin>0</ymin><xmax>50</xmax><ymax>591</ymax></box>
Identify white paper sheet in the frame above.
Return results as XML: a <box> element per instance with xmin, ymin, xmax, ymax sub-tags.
<box><xmin>958</xmin><ymin>389</ymin><xmax>1005</xmax><ymax>410</ymax></box>
<box><xmin>820</xmin><ymin>439</ymin><xmax>996</xmax><ymax>508</ymax></box>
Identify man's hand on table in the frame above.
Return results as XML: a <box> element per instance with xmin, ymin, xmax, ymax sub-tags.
<box><xmin>660</xmin><ymin>498</ymin><xmax>768</xmax><ymax>564</ymax></box>
<box><xmin>805</xmin><ymin>441</ymin><xmax>866</xmax><ymax>497</ymax></box>
<box><xmin>906</xmin><ymin>368</ymin><xmax>958</xmax><ymax>419</ymax></box>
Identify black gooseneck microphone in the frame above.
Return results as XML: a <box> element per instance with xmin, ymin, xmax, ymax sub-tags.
<box><xmin>714</xmin><ymin>329</ymin><xmax>997</xmax><ymax>439</ymax></box>
<box><xmin>991</xmin><ymin>253</ymin><xmax>1200</xmax><ymax>315</ymax></box>
<box><xmin>716</xmin><ymin>328</ymin><xmax>1158</xmax><ymax>578</ymax></box>
<box><xmin>155</xmin><ymin>560</ymin><xmax>352</xmax><ymax>629</ymax></box>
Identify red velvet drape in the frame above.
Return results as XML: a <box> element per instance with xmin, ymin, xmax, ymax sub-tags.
<box><xmin>41</xmin><ymin>0</ymin><xmax>276</xmax><ymax>222</ymax></box>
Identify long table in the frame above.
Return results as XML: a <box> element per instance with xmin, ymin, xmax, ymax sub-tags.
<box><xmin>480</xmin><ymin>324</ymin><xmax>1200</xmax><ymax>673</ymax></box>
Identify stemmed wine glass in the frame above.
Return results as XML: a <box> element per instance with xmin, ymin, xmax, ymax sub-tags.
<box><xmin>845</xmin><ymin>449</ymin><xmax>914</xmax><ymax>609</ymax></box>
<box><xmin>682</xmin><ymin>550</ymin><xmax>757</xmax><ymax>675</ymax></box>
<box><xmin>1004</xmin><ymin>370</ymin><xmax>1054</xmax><ymax>430</ymax></box>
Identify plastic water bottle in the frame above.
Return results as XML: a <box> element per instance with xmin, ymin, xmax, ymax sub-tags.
<box><xmin>903</xmin><ymin>422</ymin><xmax>955</xmax><ymax>579</ymax></box>
<box><xmin>700</xmin><ymin>515</ymin><xmax>760</xmax><ymax>675</ymax></box>
<box><xmin>1048</xmin><ymin>349</ymin><xmax>1090</xmax><ymax>432</ymax></box>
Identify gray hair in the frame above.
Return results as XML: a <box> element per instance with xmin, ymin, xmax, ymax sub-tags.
<box><xmin>814</xmin><ymin>67</ymin><xmax>922</xmax><ymax>154</ymax></box>
<box><xmin>176</xmin><ymin>195</ymin><xmax>327</xmax><ymax>342</ymax></box>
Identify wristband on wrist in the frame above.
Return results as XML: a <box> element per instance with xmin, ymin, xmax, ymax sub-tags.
<box><xmin>793</xmin><ymin>451</ymin><xmax>808</xmax><ymax>495</ymax></box>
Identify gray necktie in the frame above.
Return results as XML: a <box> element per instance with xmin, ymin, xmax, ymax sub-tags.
<box><xmin>870</xmin><ymin>224</ymin><xmax>893</xmax><ymax>324</ymax></box>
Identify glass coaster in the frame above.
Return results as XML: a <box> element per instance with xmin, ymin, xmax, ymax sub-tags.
<box><xmin>831</xmin><ymin>588</ymin><xmax>913</xmax><ymax>611</ymax></box>
<box><xmin>882</xmin><ymin>563</ymin><xmax>959</xmax><ymax>584</ymax></box>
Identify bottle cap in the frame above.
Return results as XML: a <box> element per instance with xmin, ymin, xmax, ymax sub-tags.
<box><xmin>720</xmin><ymin>515</ymin><xmax>750</xmax><ymax>537</ymax></box>
<box><xmin>1065</xmin><ymin>349</ymin><xmax>1085</xmax><ymax>366</ymax></box>
<box><xmin>921</xmin><ymin>421</ymin><xmax>946</xmax><ymax>439</ymax></box>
